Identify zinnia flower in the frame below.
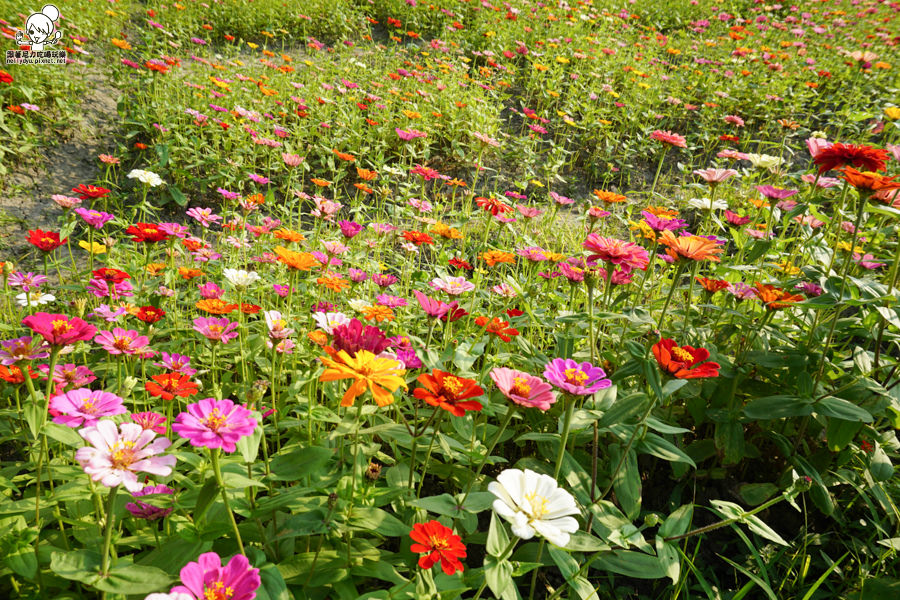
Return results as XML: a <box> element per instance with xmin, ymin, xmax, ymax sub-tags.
<box><xmin>813</xmin><ymin>143</ymin><xmax>889</xmax><ymax>174</ymax></box>
<box><xmin>650</xmin><ymin>130</ymin><xmax>687</xmax><ymax>148</ymax></box>
<box><xmin>125</xmin><ymin>484</ymin><xmax>175</xmax><ymax>521</ymax></box>
<box><xmin>475</xmin><ymin>316</ymin><xmax>520</xmax><ymax>342</ymax></box>
<box><xmin>0</xmin><ymin>336</ymin><xmax>49</xmax><ymax>365</ymax></box>
<box><xmin>95</xmin><ymin>328</ymin><xmax>151</xmax><ymax>355</ymax></box>
<box><xmin>543</xmin><ymin>359</ymin><xmax>611</xmax><ymax>396</ymax></box>
<box><xmin>582</xmin><ymin>235</ymin><xmax>649</xmax><ymax>271</ymax></box>
<box><xmin>75</xmin><ymin>420</ymin><xmax>176</xmax><ymax>492</ymax></box>
<box><xmin>193</xmin><ymin>317</ymin><xmax>239</xmax><ymax>344</ymax></box>
<box><xmin>50</xmin><ymin>389</ymin><xmax>126</xmax><ymax>428</ymax></box>
<box><xmin>488</xmin><ymin>468</ymin><xmax>580</xmax><ymax>547</ymax></box>
<box><xmin>409</xmin><ymin>520</ymin><xmax>467</xmax><ymax>575</ymax></box>
<box><xmin>146</xmin><ymin>373</ymin><xmax>200</xmax><ymax>401</ymax></box>
<box><xmin>318</xmin><ymin>350</ymin><xmax>407</xmax><ymax>407</ymax></box>
<box><xmin>652</xmin><ymin>339</ymin><xmax>720</xmax><ymax>379</ymax></box>
<box><xmin>169</xmin><ymin>552</ymin><xmax>261</xmax><ymax>600</ymax></box>
<box><xmin>26</xmin><ymin>229</ymin><xmax>67</xmax><ymax>252</ymax></box>
<box><xmin>173</xmin><ymin>398</ymin><xmax>257</xmax><ymax>452</ymax></box>
<box><xmin>754</xmin><ymin>283</ymin><xmax>804</xmax><ymax>310</ymax></box>
<box><xmin>23</xmin><ymin>312</ymin><xmax>97</xmax><ymax>347</ymax></box>
<box><xmin>490</xmin><ymin>367</ymin><xmax>557</xmax><ymax>411</ymax></box>
<box><xmin>658</xmin><ymin>231</ymin><xmax>723</xmax><ymax>262</ymax></box>
<box><xmin>413</xmin><ymin>370</ymin><xmax>484</xmax><ymax>416</ymax></box>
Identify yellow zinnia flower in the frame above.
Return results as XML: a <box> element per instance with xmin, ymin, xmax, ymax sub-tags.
<box><xmin>79</xmin><ymin>240</ymin><xmax>106</xmax><ymax>254</ymax></box>
<box><xmin>319</xmin><ymin>350</ymin><xmax>407</xmax><ymax>407</ymax></box>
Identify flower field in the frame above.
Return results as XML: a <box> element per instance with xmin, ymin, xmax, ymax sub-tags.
<box><xmin>1</xmin><ymin>0</ymin><xmax>900</xmax><ymax>598</ymax></box>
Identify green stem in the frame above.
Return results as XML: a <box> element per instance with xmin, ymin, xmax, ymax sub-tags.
<box><xmin>458</xmin><ymin>404</ymin><xmax>518</xmax><ymax>508</ymax></box>
<box><xmin>100</xmin><ymin>485</ymin><xmax>119</xmax><ymax>576</ymax></box>
<box><xmin>210</xmin><ymin>449</ymin><xmax>245</xmax><ymax>554</ymax></box>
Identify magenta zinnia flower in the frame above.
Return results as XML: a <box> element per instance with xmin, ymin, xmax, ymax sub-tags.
<box><xmin>193</xmin><ymin>317</ymin><xmax>240</xmax><ymax>344</ymax></box>
<box><xmin>50</xmin><ymin>389</ymin><xmax>126</xmax><ymax>428</ymax></box>
<box><xmin>173</xmin><ymin>398</ymin><xmax>257</xmax><ymax>452</ymax></box>
<box><xmin>131</xmin><ymin>411</ymin><xmax>167</xmax><ymax>434</ymax></box>
<box><xmin>169</xmin><ymin>552</ymin><xmax>260</xmax><ymax>600</ymax></box>
<box><xmin>755</xmin><ymin>185</ymin><xmax>798</xmax><ymax>200</ymax></box>
<box><xmin>413</xmin><ymin>290</ymin><xmax>452</xmax><ymax>319</ymax></box>
<box><xmin>75</xmin><ymin>420</ymin><xmax>176</xmax><ymax>492</ymax></box>
<box><xmin>23</xmin><ymin>312</ymin><xmax>97</xmax><ymax>347</ymax></box>
<box><xmin>330</xmin><ymin>319</ymin><xmax>392</xmax><ymax>357</ymax></box>
<box><xmin>94</xmin><ymin>328</ymin><xmax>151</xmax><ymax>355</ymax></box>
<box><xmin>125</xmin><ymin>484</ymin><xmax>174</xmax><ymax>521</ymax></box>
<box><xmin>582</xmin><ymin>235</ymin><xmax>649</xmax><ymax>272</ymax></box>
<box><xmin>543</xmin><ymin>359</ymin><xmax>612</xmax><ymax>396</ymax></box>
<box><xmin>490</xmin><ymin>367</ymin><xmax>557</xmax><ymax>411</ymax></box>
<box><xmin>74</xmin><ymin>208</ymin><xmax>114</xmax><ymax>229</ymax></box>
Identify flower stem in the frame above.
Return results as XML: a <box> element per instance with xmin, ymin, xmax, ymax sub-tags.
<box><xmin>100</xmin><ymin>485</ymin><xmax>119</xmax><ymax>576</ymax></box>
<box><xmin>458</xmin><ymin>404</ymin><xmax>517</xmax><ymax>508</ymax></box>
<box><xmin>210</xmin><ymin>449</ymin><xmax>245</xmax><ymax>554</ymax></box>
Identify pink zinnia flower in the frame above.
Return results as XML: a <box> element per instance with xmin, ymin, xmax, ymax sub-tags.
<box><xmin>74</xmin><ymin>208</ymin><xmax>114</xmax><ymax>229</ymax></box>
<box><xmin>724</xmin><ymin>115</ymin><xmax>745</xmax><ymax>127</ymax></box>
<box><xmin>549</xmin><ymin>191</ymin><xmax>574</xmax><ymax>205</ymax></box>
<box><xmin>186</xmin><ymin>207</ymin><xmax>222</xmax><ymax>228</ymax></box>
<box><xmin>582</xmin><ymin>235</ymin><xmax>649</xmax><ymax>271</ymax></box>
<box><xmin>94</xmin><ymin>328</ymin><xmax>151</xmax><ymax>355</ymax></box>
<box><xmin>131</xmin><ymin>411</ymin><xmax>167</xmax><ymax>434</ymax></box>
<box><xmin>282</xmin><ymin>152</ymin><xmax>304</xmax><ymax>167</ymax></box>
<box><xmin>153</xmin><ymin>352</ymin><xmax>196</xmax><ymax>376</ymax></box>
<box><xmin>169</xmin><ymin>552</ymin><xmax>260</xmax><ymax>600</ymax></box>
<box><xmin>430</xmin><ymin>275</ymin><xmax>475</xmax><ymax>296</ymax></box>
<box><xmin>413</xmin><ymin>290</ymin><xmax>451</xmax><ymax>318</ymax></box>
<box><xmin>193</xmin><ymin>317</ymin><xmax>239</xmax><ymax>344</ymax></box>
<box><xmin>490</xmin><ymin>367</ymin><xmax>557</xmax><ymax>411</ymax></box>
<box><xmin>173</xmin><ymin>398</ymin><xmax>257</xmax><ymax>452</ymax></box>
<box><xmin>51</xmin><ymin>194</ymin><xmax>82</xmax><ymax>209</ymax></box>
<box><xmin>806</xmin><ymin>137</ymin><xmax>831</xmax><ymax>159</ymax></box>
<box><xmin>0</xmin><ymin>336</ymin><xmax>49</xmax><ymax>365</ymax></box>
<box><xmin>75</xmin><ymin>420</ymin><xmax>176</xmax><ymax>492</ymax></box>
<box><xmin>650</xmin><ymin>130</ymin><xmax>687</xmax><ymax>148</ymax></box>
<box><xmin>125</xmin><ymin>484</ymin><xmax>174</xmax><ymax>521</ymax></box>
<box><xmin>41</xmin><ymin>363</ymin><xmax>96</xmax><ymax>390</ymax></box>
<box><xmin>693</xmin><ymin>168</ymin><xmax>738</xmax><ymax>185</ymax></box>
<box><xmin>396</xmin><ymin>128</ymin><xmax>427</xmax><ymax>141</ymax></box>
<box><xmin>23</xmin><ymin>312</ymin><xmax>97</xmax><ymax>347</ymax></box>
<box><xmin>854</xmin><ymin>253</ymin><xmax>885</xmax><ymax>269</ymax></box>
<box><xmin>198</xmin><ymin>282</ymin><xmax>225</xmax><ymax>299</ymax></box>
<box><xmin>50</xmin><ymin>389</ymin><xmax>126</xmax><ymax>428</ymax></box>
<box><xmin>543</xmin><ymin>359</ymin><xmax>611</xmax><ymax>396</ymax></box>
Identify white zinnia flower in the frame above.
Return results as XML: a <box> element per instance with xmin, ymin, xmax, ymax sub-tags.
<box><xmin>127</xmin><ymin>169</ymin><xmax>164</xmax><ymax>187</ymax></box>
<box><xmin>488</xmin><ymin>468</ymin><xmax>580</xmax><ymax>547</ymax></box>
<box><xmin>348</xmin><ymin>298</ymin><xmax>369</xmax><ymax>312</ymax></box>
<box><xmin>744</xmin><ymin>153</ymin><xmax>783</xmax><ymax>170</ymax></box>
<box><xmin>312</xmin><ymin>311</ymin><xmax>350</xmax><ymax>334</ymax></box>
<box><xmin>16</xmin><ymin>292</ymin><xmax>55</xmax><ymax>307</ymax></box>
<box><xmin>263</xmin><ymin>310</ymin><xmax>294</xmax><ymax>339</ymax></box>
<box><xmin>687</xmin><ymin>197</ymin><xmax>729</xmax><ymax>211</ymax></box>
<box><xmin>223</xmin><ymin>268</ymin><xmax>261</xmax><ymax>288</ymax></box>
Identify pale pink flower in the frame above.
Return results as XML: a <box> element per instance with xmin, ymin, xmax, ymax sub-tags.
<box><xmin>490</xmin><ymin>367</ymin><xmax>557</xmax><ymax>411</ymax></box>
<box><xmin>75</xmin><ymin>420</ymin><xmax>176</xmax><ymax>492</ymax></box>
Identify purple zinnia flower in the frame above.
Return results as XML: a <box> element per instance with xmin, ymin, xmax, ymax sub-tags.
<box><xmin>153</xmin><ymin>352</ymin><xmax>197</xmax><ymax>376</ymax></box>
<box><xmin>248</xmin><ymin>173</ymin><xmax>269</xmax><ymax>185</ymax></box>
<box><xmin>173</xmin><ymin>398</ymin><xmax>257</xmax><ymax>453</ymax></box>
<box><xmin>543</xmin><ymin>359</ymin><xmax>612</xmax><ymax>396</ymax></box>
<box><xmin>74</xmin><ymin>208</ymin><xmax>114</xmax><ymax>229</ymax></box>
<box><xmin>338</xmin><ymin>220</ymin><xmax>363</xmax><ymax>238</ymax></box>
<box><xmin>7</xmin><ymin>271</ymin><xmax>49</xmax><ymax>292</ymax></box>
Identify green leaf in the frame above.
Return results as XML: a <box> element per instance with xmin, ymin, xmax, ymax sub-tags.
<box><xmin>169</xmin><ymin>186</ymin><xmax>188</xmax><ymax>207</ymax></box>
<box><xmin>610</xmin><ymin>445</ymin><xmax>641</xmax><ymax>519</ymax></box>
<box><xmin>44</xmin><ymin>423</ymin><xmax>84</xmax><ymax>447</ymax></box>
<box><xmin>564</xmin><ymin>531</ymin><xmax>609</xmax><ymax>553</ymax></box>
<box><xmin>655</xmin><ymin>538</ymin><xmax>680</xmax><ymax>584</ymax></box>
<box><xmin>236</xmin><ymin>411</ymin><xmax>264</xmax><ymax>463</ymax></box>
<box><xmin>825</xmin><ymin>418</ymin><xmax>862</xmax><ymax>452</ymax></box>
<box><xmin>814</xmin><ymin>396</ymin><xmax>873</xmax><ymax>423</ymax></box>
<box><xmin>638</xmin><ymin>433</ymin><xmax>696</xmax><ymax>467</ymax></box>
<box><xmin>658</xmin><ymin>504</ymin><xmax>693</xmax><ymax>538</ymax></box>
<box><xmin>549</xmin><ymin>547</ymin><xmax>599</xmax><ymax>600</ymax></box>
<box><xmin>24</xmin><ymin>401</ymin><xmax>42</xmax><ymax>439</ymax></box>
<box><xmin>193</xmin><ymin>476</ymin><xmax>218</xmax><ymax>523</ymax></box>
<box><xmin>737</xmin><ymin>484</ymin><xmax>778</xmax><ymax>506</ymax></box>
<box><xmin>484</xmin><ymin>556</ymin><xmax>519</xmax><ymax>600</ymax></box>
<box><xmin>487</xmin><ymin>512</ymin><xmax>510</xmax><ymax>558</ymax></box>
<box><xmin>592</xmin><ymin>550</ymin><xmax>667</xmax><ymax>579</ymax></box>
<box><xmin>4</xmin><ymin>538</ymin><xmax>37</xmax><ymax>578</ymax></box>
<box><xmin>267</xmin><ymin>446</ymin><xmax>333</xmax><ymax>481</ymax></box>
<box><xmin>710</xmin><ymin>500</ymin><xmax>788</xmax><ymax>546</ymax></box>
<box><xmin>870</xmin><ymin>446</ymin><xmax>894</xmax><ymax>482</ymax></box>
<box><xmin>595</xmin><ymin>393</ymin><xmax>652</xmax><ymax>429</ymax></box>
<box><xmin>347</xmin><ymin>507</ymin><xmax>409</xmax><ymax>537</ymax></box>
<box><xmin>744</xmin><ymin>396</ymin><xmax>813</xmax><ymax>420</ymax></box>
<box><xmin>94</xmin><ymin>563</ymin><xmax>173</xmax><ymax>595</ymax></box>
<box><xmin>50</xmin><ymin>550</ymin><xmax>102</xmax><ymax>585</ymax></box>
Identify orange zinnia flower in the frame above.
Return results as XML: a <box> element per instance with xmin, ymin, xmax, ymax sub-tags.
<box><xmin>145</xmin><ymin>372</ymin><xmax>199</xmax><ymax>400</ymax></box>
<box><xmin>645</xmin><ymin>206</ymin><xmax>680</xmax><ymax>218</ymax></box>
<box><xmin>658</xmin><ymin>231</ymin><xmax>723</xmax><ymax>262</ymax></box>
<box><xmin>841</xmin><ymin>168</ymin><xmax>900</xmax><ymax>192</ymax></box>
<box><xmin>354</xmin><ymin>183</ymin><xmax>375</xmax><ymax>195</ymax></box>
<box><xmin>273</xmin><ymin>228</ymin><xmax>306</xmax><ymax>243</ymax></box>
<box><xmin>317</xmin><ymin>274</ymin><xmax>350</xmax><ymax>293</ymax></box>
<box><xmin>402</xmin><ymin>231</ymin><xmax>434</xmax><ymax>246</ymax></box>
<box><xmin>480</xmin><ymin>250</ymin><xmax>516</xmax><ymax>266</ymax></box>
<box><xmin>413</xmin><ymin>370</ymin><xmax>484</xmax><ymax>416</ymax></box>
<box><xmin>318</xmin><ymin>350</ymin><xmax>407</xmax><ymax>407</ymax></box>
<box><xmin>754</xmin><ymin>283</ymin><xmax>804</xmax><ymax>310</ymax></box>
<box><xmin>275</xmin><ymin>246</ymin><xmax>318</xmax><ymax>270</ymax></box>
<box><xmin>362</xmin><ymin>305</ymin><xmax>395</xmax><ymax>322</ymax></box>
<box><xmin>196</xmin><ymin>298</ymin><xmax>238</xmax><ymax>314</ymax></box>
<box><xmin>178</xmin><ymin>267</ymin><xmax>203</xmax><ymax>280</ymax></box>
<box><xmin>474</xmin><ymin>316</ymin><xmax>519</xmax><ymax>342</ymax></box>
<box><xmin>696</xmin><ymin>277</ymin><xmax>730</xmax><ymax>294</ymax></box>
<box><xmin>592</xmin><ymin>190</ymin><xmax>627</xmax><ymax>204</ymax></box>
<box><xmin>356</xmin><ymin>167</ymin><xmax>378</xmax><ymax>181</ymax></box>
<box><xmin>333</xmin><ymin>149</ymin><xmax>356</xmax><ymax>162</ymax></box>
<box><xmin>310</xmin><ymin>178</ymin><xmax>331</xmax><ymax>187</ymax></box>
<box><xmin>145</xmin><ymin>263</ymin><xmax>166</xmax><ymax>276</ymax></box>
<box><xmin>431</xmin><ymin>223</ymin><xmax>464</xmax><ymax>239</ymax></box>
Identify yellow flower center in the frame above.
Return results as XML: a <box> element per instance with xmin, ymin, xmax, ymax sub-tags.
<box><xmin>204</xmin><ymin>581</ymin><xmax>235</xmax><ymax>600</ymax></box>
<box><xmin>524</xmin><ymin>491</ymin><xmax>549</xmax><ymax>518</ymax></box>
<box><xmin>564</xmin><ymin>368</ymin><xmax>588</xmax><ymax>385</ymax></box>
<box><xmin>511</xmin><ymin>376</ymin><xmax>531</xmax><ymax>398</ymax></box>
<box><xmin>113</xmin><ymin>335</ymin><xmax>133</xmax><ymax>351</ymax></box>
<box><xmin>442</xmin><ymin>376</ymin><xmax>463</xmax><ymax>396</ymax></box>
<box><xmin>672</xmin><ymin>347</ymin><xmax>694</xmax><ymax>362</ymax></box>
<box><xmin>52</xmin><ymin>319</ymin><xmax>72</xmax><ymax>335</ymax></box>
<box><xmin>204</xmin><ymin>408</ymin><xmax>227</xmax><ymax>432</ymax></box>
<box><xmin>81</xmin><ymin>400</ymin><xmax>97</xmax><ymax>415</ymax></box>
<box><xmin>428</xmin><ymin>534</ymin><xmax>450</xmax><ymax>550</ymax></box>
<box><xmin>110</xmin><ymin>440</ymin><xmax>137</xmax><ymax>469</ymax></box>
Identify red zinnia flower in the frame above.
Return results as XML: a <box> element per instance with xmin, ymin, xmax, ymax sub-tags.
<box><xmin>93</xmin><ymin>268</ymin><xmax>131</xmax><ymax>284</ymax></box>
<box><xmin>475</xmin><ymin>196</ymin><xmax>512</xmax><ymax>216</ymax></box>
<box><xmin>145</xmin><ymin>372</ymin><xmax>200</xmax><ymax>401</ymax></box>
<box><xmin>27</xmin><ymin>229</ymin><xmax>67</xmax><ymax>252</ymax></box>
<box><xmin>474</xmin><ymin>316</ymin><xmax>519</xmax><ymax>342</ymax></box>
<box><xmin>449</xmin><ymin>258</ymin><xmax>473</xmax><ymax>271</ymax></box>
<box><xmin>652</xmin><ymin>338</ymin><xmax>720</xmax><ymax>379</ymax></box>
<box><xmin>0</xmin><ymin>364</ymin><xmax>38</xmax><ymax>384</ymax></box>
<box><xmin>409</xmin><ymin>520</ymin><xmax>466</xmax><ymax>575</ymax></box>
<box><xmin>127</xmin><ymin>223</ymin><xmax>170</xmax><ymax>243</ymax></box>
<box><xmin>696</xmin><ymin>277</ymin><xmax>730</xmax><ymax>294</ymax></box>
<box><xmin>402</xmin><ymin>230</ymin><xmax>435</xmax><ymax>246</ymax></box>
<box><xmin>813</xmin><ymin>143</ymin><xmax>889</xmax><ymax>174</ymax></box>
<box><xmin>413</xmin><ymin>370</ymin><xmax>484</xmax><ymax>416</ymax></box>
<box><xmin>136</xmin><ymin>306</ymin><xmax>166</xmax><ymax>323</ymax></box>
<box><xmin>72</xmin><ymin>184</ymin><xmax>111</xmax><ymax>200</ymax></box>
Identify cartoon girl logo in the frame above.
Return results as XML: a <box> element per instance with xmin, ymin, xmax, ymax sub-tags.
<box><xmin>15</xmin><ymin>4</ymin><xmax>62</xmax><ymax>52</ymax></box>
